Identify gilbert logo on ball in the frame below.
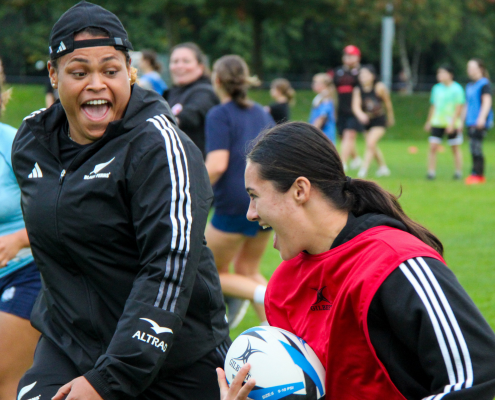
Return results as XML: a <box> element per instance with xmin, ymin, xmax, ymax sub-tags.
<box><xmin>225</xmin><ymin>326</ymin><xmax>325</xmax><ymax>400</ymax></box>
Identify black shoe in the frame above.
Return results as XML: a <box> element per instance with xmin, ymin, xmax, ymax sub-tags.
<box><xmin>427</xmin><ymin>173</ymin><xmax>436</xmax><ymax>180</ymax></box>
<box><xmin>453</xmin><ymin>172</ymin><xmax>462</xmax><ymax>180</ymax></box>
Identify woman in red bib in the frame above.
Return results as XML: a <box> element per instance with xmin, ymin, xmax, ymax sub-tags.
<box><xmin>218</xmin><ymin>121</ymin><xmax>495</xmax><ymax>400</ymax></box>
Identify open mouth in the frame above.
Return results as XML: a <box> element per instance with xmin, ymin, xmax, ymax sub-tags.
<box><xmin>81</xmin><ymin>99</ymin><xmax>111</xmax><ymax>121</ymax></box>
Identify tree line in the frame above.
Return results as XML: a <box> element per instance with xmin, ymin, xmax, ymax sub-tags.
<box><xmin>1</xmin><ymin>0</ymin><xmax>495</xmax><ymax>87</ymax></box>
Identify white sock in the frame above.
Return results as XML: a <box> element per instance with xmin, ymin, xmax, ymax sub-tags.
<box><xmin>253</xmin><ymin>285</ymin><xmax>267</xmax><ymax>305</ymax></box>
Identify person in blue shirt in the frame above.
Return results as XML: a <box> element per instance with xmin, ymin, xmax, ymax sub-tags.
<box><xmin>138</xmin><ymin>50</ymin><xmax>168</xmax><ymax>95</ymax></box>
<box><xmin>0</xmin><ymin>113</ymin><xmax>41</xmax><ymax>398</ymax></box>
<box><xmin>464</xmin><ymin>58</ymin><xmax>493</xmax><ymax>185</ymax></box>
<box><xmin>309</xmin><ymin>73</ymin><xmax>337</xmax><ymax>143</ymax></box>
<box><xmin>205</xmin><ymin>55</ymin><xmax>274</xmax><ymax>329</ymax></box>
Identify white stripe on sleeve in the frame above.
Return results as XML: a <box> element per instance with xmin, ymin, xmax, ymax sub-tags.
<box><xmin>147</xmin><ymin>115</ymin><xmax>192</xmax><ymax>313</ymax></box>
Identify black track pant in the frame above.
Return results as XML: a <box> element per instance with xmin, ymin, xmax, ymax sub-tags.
<box><xmin>467</xmin><ymin>126</ymin><xmax>487</xmax><ymax>176</ymax></box>
<box><xmin>17</xmin><ymin>336</ymin><xmax>231</xmax><ymax>400</ymax></box>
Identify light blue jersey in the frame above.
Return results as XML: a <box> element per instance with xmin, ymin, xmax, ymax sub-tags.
<box><xmin>309</xmin><ymin>95</ymin><xmax>336</xmax><ymax>143</ymax></box>
<box><xmin>0</xmin><ymin>122</ymin><xmax>33</xmax><ymax>278</ymax></box>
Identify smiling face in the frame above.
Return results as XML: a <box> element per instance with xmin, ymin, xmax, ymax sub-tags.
<box><xmin>48</xmin><ymin>32</ymin><xmax>131</xmax><ymax>145</ymax></box>
<box><xmin>169</xmin><ymin>47</ymin><xmax>204</xmax><ymax>86</ymax></box>
<box><xmin>245</xmin><ymin>161</ymin><xmax>304</xmax><ymax>260</ymax></box>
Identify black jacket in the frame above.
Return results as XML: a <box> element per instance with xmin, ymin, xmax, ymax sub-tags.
<box><xmin>163</xmin><ymin>76</ymin><xmax>219</xmax><ymax>157</ymax></box>
<box><xmin>12</xmin><ymin>85</ymin><xmax>229</xmax><ymax>400</ymax></box>
<box><xmin>332</xmin><ymin>213</ymin><xmax>495</xmax><ymax>400</ymax></box>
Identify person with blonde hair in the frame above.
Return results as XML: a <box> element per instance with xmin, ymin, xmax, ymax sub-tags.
<box><xmin>12</xmin><ymin>3</ymin><xmax>229</xmax><ymax>400</ymax></box>
<box><xmin>310</xmin><ymin>72</ymin><xmax>337</xmax><ymax>143</ymax></box>
<box><xmin>265</xmin><ymin>78</ymin><xmax>295</xmax><ymax>124</ymax></box>
<box><xmin>205</xmin><ymin>55</ymin><xmax>274</xmax><ymax>329</ymax></box>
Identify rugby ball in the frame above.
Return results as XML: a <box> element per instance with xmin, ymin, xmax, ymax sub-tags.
<box><xmin>224</xmin><ymin>326</ymin><xmax>325</xmax><ymax>400</ymax></box>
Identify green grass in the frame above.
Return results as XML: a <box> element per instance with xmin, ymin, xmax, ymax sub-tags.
<box><xmin>2</xmin><ymin>85</ymin><xmax>494</xmax><ymax>341</ymax></box>
<box><xmin>1</xmin><ymin>84</ymin><xmax>46</xmax><ymax>129</ymax></box>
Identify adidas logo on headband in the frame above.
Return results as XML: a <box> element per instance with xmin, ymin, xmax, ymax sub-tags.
<box><xmin>57</xmin><ymin>41</ymin><xmax>67</xmax><ymax>53</ymax></box>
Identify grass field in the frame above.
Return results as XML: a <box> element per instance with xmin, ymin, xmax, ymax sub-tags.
<box><xmin>2</xmin><ymin>85</ymin><xmax>494</xmax><ymax>340</ymax></box>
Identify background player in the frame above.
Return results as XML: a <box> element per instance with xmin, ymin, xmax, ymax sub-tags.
<box><xmin>424</xmin><ymin>65</ymin><xmax>465</xmax><ymax>180</ymax></box>
<box><xmin>204</xmin><ymin>55</ymin><xmax>274</xmax><ymax>329</ymax></box>
<box><xmin>333</xmin><ymin>45</ymin><xmax>363</xmax><ymax>171</ymax></box>
<box><xmin>464</xmin><ymin>58</ymin><xmax>493</xmax><ymax>185</ymax></box>
<box><xmin>164</xmin><ymin>42</ymin><xmax>219</xmax><ymax>158</ymax></box>
<box><xmin>309</xmin><ymin>73</ymin><xmax>337</xmax><ymax>143</ymax></box>
<box><xmin>137</xmin><ymin>49</ymin><xmax>167</xmax><ymax>95</ymax></box>
<box><xmin>265</xmin><ymin>78</ymin><xmax>294</xmax><ymax>124</ymax></box>
<box><xmin>352</xmin><ymin>64</ymin><xmax>394</xmax><ymax>178</ymax></box>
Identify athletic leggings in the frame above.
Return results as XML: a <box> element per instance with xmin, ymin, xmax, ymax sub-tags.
<box><xmin>467</xmin><ymin>127</ymin><xmax>487</xmax><ymax>176</ymax></box>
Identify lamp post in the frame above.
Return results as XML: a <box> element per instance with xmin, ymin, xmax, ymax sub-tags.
<box><xmin>381</xmin><ymin>2</ymin><xmax>395</xmax><ymax>90</ymax></box>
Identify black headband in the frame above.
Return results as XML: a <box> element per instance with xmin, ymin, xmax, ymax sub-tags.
<box><xmin>49</xmin><ymin>37</ymin><xmax>133</xmax><ymax>60</ymax></box>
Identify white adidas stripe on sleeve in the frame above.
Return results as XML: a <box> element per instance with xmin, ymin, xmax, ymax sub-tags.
<box><xmin>147</xmin><ymin>114</ymin><xmax>192</xmax><ymax>313</ymax></box>
<box><xmin>400</xmin><ymin>257</ymin><xmax>473</xmax><ymax>400</ymax></box>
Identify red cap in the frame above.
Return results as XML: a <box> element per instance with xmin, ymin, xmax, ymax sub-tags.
<box><xmin>343</xmin><ymin>45</ymin><xmax>361</xmax><ymax>57</ymax></box>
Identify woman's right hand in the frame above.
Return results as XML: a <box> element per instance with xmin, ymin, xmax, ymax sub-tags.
<box><xmin>217</xmin><ymin>364</ymin><xmax>256</xmax><ymax>400</ymax></box>
<box><xmin>357</xmin><ymin>113</ymin><xmax>369</xmax><ymax>125</ymax></box>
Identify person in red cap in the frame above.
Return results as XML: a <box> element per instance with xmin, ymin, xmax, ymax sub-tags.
<box><xmin>332</xmin><ymin>45</ymin><xmax>363</xmax><ymax>171</ymax></box>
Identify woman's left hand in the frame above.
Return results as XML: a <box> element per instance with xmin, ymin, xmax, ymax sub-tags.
<box><xmin>387</xmin><ymin>116</ymin><xmax>395</xmax><ymax>127</ymax></box>
<box><xmin>0</xmin><ymin>230</ymin><xmax>28</xmax><ymax>267</ymax></box>
<box><xmin>52</xmin><ymin>377</ymin><xmax>103</xmax><ymax>400</ymax></box>
<box><xmin>217</xmin><ymin>364</ymin><xmax>256</xmax><ymax>400</ymax></box>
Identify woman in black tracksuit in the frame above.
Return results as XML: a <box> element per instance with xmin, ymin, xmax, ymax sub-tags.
<box><xmin>12</xmin><ymin>3</ymin><xmax>229</xmax><ymax>400</ymax></box>
<box><xmin>164</xmin><ymin>42</ymin><xmax>219</xmax><ymax>158</ymax></box>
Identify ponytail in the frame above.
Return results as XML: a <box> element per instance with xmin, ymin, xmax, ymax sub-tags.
<box><xmin>213</xmin><ymin>55</ymin><xmax>258</xmax><ymax>108</ymax></box>
<box><xmin>247</xmin><ymin>122</ymin><xmax>443</xmax><ymax>255</ymax></box>
<box><xmin>341</xmin><ymin>179</ymin><xmax>443</xmax><ymax>255</ymax></box>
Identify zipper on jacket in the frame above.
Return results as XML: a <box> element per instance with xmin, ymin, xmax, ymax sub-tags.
<box><xmin>59</xmin><ymin>169</ymin><xmax>66</xmax><ymax>184</ymax></box>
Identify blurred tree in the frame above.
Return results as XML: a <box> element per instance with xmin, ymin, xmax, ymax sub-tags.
<box><xmin>1</xmin><ymin>0</ymin><xmax>495</xmax><ymax>87</ymax></box>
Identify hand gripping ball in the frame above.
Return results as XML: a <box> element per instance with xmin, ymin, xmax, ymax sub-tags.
<box><xmin>224</xmin><ymin>326</ymin><xmax>326</xmax><ymax>400</ymax></box>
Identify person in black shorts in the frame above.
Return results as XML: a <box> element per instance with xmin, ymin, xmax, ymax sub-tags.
<box><xmin>13</xmin><ymin>3</ymin><xmax>229</xmax><ymax>400</ymax></box>
<box><xmin>424</xmin><ymin>65</ymin><xmax>465</xmax><ymax>180</ymax></box>
<box><xmin>265</xmin><ymin>78</ymin><xmax>294</xmax><ymax>124</ymax></box>
<box><xmin>333</xmin><ymin>45</ymin><xmax>363</xmax><ymax>171</ymax></box>
<box><xmin>352</xmin><ymin>65</ymin><xmax>394</xmax><ymax>178</ymax></box>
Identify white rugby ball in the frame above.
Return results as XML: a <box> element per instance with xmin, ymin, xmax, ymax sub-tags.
<box><xmin>224</xmin><ymin>326</ymin><xmax>325</xmax><ymax>400</ymax></box>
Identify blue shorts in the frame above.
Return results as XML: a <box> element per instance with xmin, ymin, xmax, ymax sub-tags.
<box><xmin>211</xmin><ymin>213</ymin><xmax>269</xmax><ymax>237</ymax></box>
<box><xmin>0</xmin><ymin>261</ymin><xmax>41</xmax><ymax>320</ymax></box>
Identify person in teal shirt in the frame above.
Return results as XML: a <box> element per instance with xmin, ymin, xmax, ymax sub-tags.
<box><xmin>0</xmin><ymin>119</ymin><xmax>41</xmax><ymax>399</ymax></box>
<box><xmin>424</xmin><ymin>65</ymin><xmax>465</xmax><ymax>180</ymax></box>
